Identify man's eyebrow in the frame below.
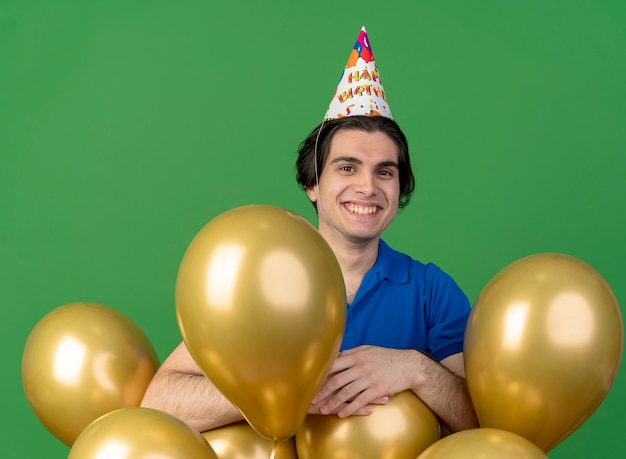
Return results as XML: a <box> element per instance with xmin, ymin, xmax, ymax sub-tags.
<box><xmin>330</xmin><ymin>155</ymin><xmax>363</xmax><ymax>165</ymax></box>
<box><xmin>378</xmin><ymin>160</ymin><xmax>399</xmax><ymax>169</ymax></box>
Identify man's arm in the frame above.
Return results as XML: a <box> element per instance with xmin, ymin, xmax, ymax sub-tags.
<box><xmin>140</xmin><ymin>342</ymin><xmax>243</xmax><ymax>432</ymax></box>
<box><xmin>412</xmin><ymin>351</ymin><xmax>478</xmax><ymax>433</ymax></box>
<box><xmin>312</xmin><ymin>345</ymin><xmax>478</xmax><ymax>433</ymax></box>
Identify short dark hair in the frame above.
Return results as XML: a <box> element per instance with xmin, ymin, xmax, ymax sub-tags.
<box><xmin>295</xmin><ymin>116</ymin><xmax>415</xmax><ymax>209</ymax></box>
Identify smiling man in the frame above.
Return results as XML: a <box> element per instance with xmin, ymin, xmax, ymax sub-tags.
<box><xmin>140</xmin><ymin>26</ymin><xmax>478</xmax><ymax>435</ymax></box>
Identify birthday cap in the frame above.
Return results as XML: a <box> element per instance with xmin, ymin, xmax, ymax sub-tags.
<box><xmin>323</xmin><ymin>26</ymin><xmax>392</xmax><ymax>121</ymax></box>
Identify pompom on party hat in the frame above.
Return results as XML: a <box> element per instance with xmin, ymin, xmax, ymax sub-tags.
<box><xmin>323</xmin><ymin>26</ymin><xmax>392</xmax><ymax>121</ymax></box>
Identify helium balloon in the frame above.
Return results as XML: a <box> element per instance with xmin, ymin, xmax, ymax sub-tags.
<box><xmin>68</xmin><ymin>407</ymin><xmax>218</xmax><ymax>459</ymax></box>
<box><xmin>295</xmin><ymin>390</ymin><xmax>440</xmax><ymax>459</ymax></box>
<box><xmin>22</xmin><ymin>302</ymin><xmax>159</xmax><ymax>446</ymax></box>
<box><xmin>417</xmin><ymin>428</ymin><xmax>548</xmax><ymax>459</ymax></box>
<box><xmin>176</xmin><ymin>205</ymin><xmax>346</xmax><ymax>441</ymax></box>
<box><xmin>202</xmin><ymin>421</ymin><xmax>297</xmax><ymax>459</ymax></box>
<box><xmin>464</xmin><ymin>253</ymin><xmax>623</xmax><ymax>452</ymax></box>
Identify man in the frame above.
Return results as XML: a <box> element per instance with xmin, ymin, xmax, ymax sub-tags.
<box><xmin>141</xmin><ymin>26</ymin><xmax>478</xmax><ymax>434</ymax></box>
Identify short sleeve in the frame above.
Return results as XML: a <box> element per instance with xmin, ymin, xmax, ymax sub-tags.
<box><xmin>423</xmin><ymin>263</ymin><xmax>471</xmax><ymax>361</ymax></box>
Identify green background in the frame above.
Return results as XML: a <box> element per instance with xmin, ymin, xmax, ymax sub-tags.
<box><xmin>2</xmin><ymin>0</ymin><xmax>624</xmax><ymax>457</ymax></box>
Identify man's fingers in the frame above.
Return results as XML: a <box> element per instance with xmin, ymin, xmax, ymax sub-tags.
<box><xmin>370</xmin><ymin>395</ymin><xmax>389</xmax><ymax>405</ymax></box>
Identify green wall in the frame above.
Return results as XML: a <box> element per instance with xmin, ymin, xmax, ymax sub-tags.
<box><xmin>2</xmin><ymin>1</ymin><xmax>624</xmax><ymax>457</ymax></box>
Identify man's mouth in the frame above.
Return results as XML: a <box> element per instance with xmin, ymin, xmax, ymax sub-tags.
<box><xmin>345</xmin><ymin>203</ymin><xmax>379</xmax><ymax>215</ymax></box>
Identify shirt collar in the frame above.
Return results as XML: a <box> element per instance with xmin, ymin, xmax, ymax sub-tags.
<box><xmin>376</xmin><ymin>239</ymin><xmax>409</xmax><ymax>284</ymax></box>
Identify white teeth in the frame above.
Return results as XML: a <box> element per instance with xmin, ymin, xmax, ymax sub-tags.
<box><xmin>347</xmin><ymin>204</ymin><xmax>377</xmax><ymax>215</ymax></box>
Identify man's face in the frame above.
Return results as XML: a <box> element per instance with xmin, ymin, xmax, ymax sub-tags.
<box><xmin>306</xmin><ymin>128</ymin><xmax>401</xmax><ymax>245</ymax></box>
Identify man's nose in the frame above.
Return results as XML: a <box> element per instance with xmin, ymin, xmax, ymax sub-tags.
<box><xmin>354</xmin><ymin>172</ymin><xmax>377</xmax><ymax>196</ymax></box>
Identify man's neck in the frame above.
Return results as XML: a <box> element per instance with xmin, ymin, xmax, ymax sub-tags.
<box><xmin>320</xmin><ymin>229</ymin><xmax>380</xmax><ymax>281</ymax></box>
<box><xmin>335</xmin><ymin>241</ymin><xmax>379</xmax><ymax>278</ymax></box>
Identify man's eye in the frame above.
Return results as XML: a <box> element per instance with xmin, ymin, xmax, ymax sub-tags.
<box><xmin>340</xmin><ymin>165</ymin><xmax>354</xmax><ymax>172</ymax></box>
<box><xmin>379</xmin><ymin>170</ymin><xmax>392</xmax><ymax>176</ymax></box>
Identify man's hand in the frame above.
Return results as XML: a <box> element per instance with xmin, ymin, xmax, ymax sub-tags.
<box><xmin>310</xmin><ymin>345</ymin><xmax>411</xmax><ymax>417</ymax></box>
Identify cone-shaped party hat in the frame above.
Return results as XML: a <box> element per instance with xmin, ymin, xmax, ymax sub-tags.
<box><xmin>323</xmin><ymin>26</ymin><xmax>392</xmax><ymax>121</ymax></box>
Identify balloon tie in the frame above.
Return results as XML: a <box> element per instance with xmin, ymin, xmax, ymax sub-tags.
<box><xmin>269</xmin><ymin>440</ymin><xmax>279</xmax><ymax>459</ymax></box>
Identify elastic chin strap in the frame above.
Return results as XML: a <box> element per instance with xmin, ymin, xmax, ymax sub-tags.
<box><xmin>313</xmin><ymin>120</ymin><xmax>326</xmax><ymax>213</ymax></box>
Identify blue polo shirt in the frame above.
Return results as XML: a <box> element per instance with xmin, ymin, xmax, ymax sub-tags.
<box><xmin>339</xmin><ymin>240</ymin><xmax>471</xmax><ymax>362</ymax></box>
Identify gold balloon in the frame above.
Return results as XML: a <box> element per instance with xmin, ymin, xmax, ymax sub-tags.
<box><xmin>68</xmin><ymin>407</ymin><xmax>218</xmax><ymax>458</ymax></box>
<box><xmin>22</xmin><ymin>302</ymin><xmax>159</xmax><ymax>446</ymax></box>
<box><xmin>295</xmin><ymin>390</ymin><xmax>441</xmax><ymax>459</ymax></box>
<box><xmin>176</xmin><ymin>205</ymin><xmax>346</xmax><ymax>441</ymax></box>
<box><xmin>202</xmin><ymin>421</ymin><xmax>298</xmax><ymax>459</ymax></box>
<box><xmin>464</xmin><ymin>253</ymin><xmax>623</xmax><ymax>452</ymax></box>
<box><xmin>417</xmin><ymin>428</ymin><xmax>548</xmax><ymax>458</ymax></box>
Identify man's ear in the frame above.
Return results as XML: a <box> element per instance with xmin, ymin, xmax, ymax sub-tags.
<box><xmin>305</xmin><ymin>186</ymin><xmax>318</xmax><ymax>204</ymax></box>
